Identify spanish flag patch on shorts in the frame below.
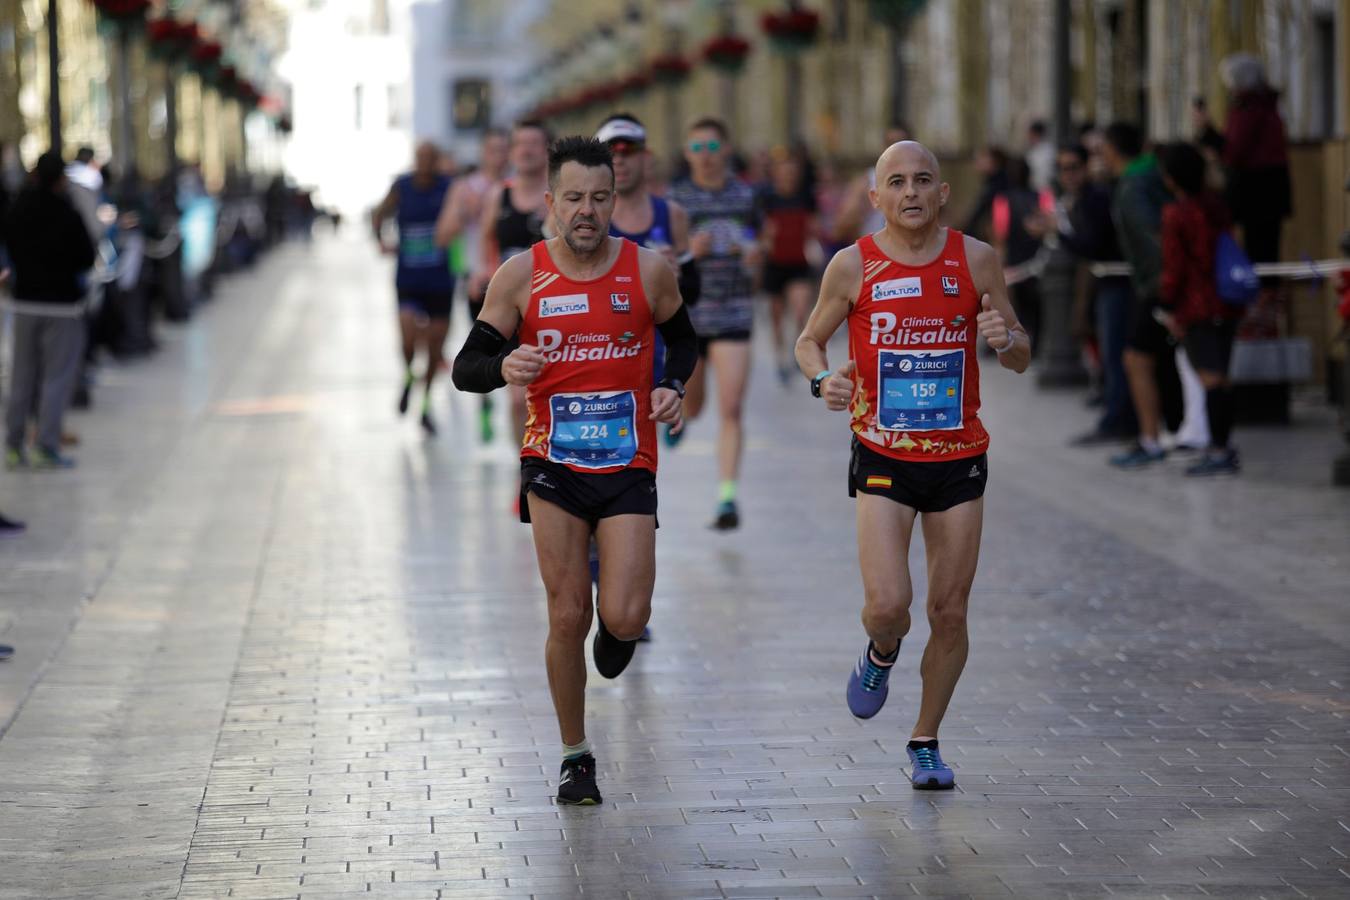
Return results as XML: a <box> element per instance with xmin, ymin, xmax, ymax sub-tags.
<box><xmin>865</xmin><ymin>475</ymin><xmax>893</xmax><ymax>489</ymax></box>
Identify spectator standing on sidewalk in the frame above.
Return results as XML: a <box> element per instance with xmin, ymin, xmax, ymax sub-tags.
<box><xmin>1027</xmin><ymin>143</ymin><xmax>1136</xmax><ymax>443</ymax></box>
<box><xmin>1155</xmin><ymin>142</ymin><xmax>1244</xmax><ymax>476</ymax></box>
<box><xmin>1101</xmin><ymin>123</ymin><xmax>1182</xmax><ymax>469</ymax></box>
<box><xmin>4</xmin><ymin>152</ymin><xmax>96</xmax><ymax>470</ymax></box>
<box><xmin>1219</xmin><ymin>54</ymin><xmax>1291</xmax><ymax>271</ymax></box>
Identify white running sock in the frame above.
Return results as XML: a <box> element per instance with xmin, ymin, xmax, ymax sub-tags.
<box><xmin>562</xmin><ymin>738</ymin><xmax>592</xmax><ymax>761</ymax></box>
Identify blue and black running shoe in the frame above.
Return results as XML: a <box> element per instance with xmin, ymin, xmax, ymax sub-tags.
<box><xmin>846</xmin><ymin>642</ymin><xmax>897</xmax><ymax>719</ymax></box>
<box><xmin>907</xmin><ymin>740</ymin><xmax>955</xmax><ymax>790</ymax></box>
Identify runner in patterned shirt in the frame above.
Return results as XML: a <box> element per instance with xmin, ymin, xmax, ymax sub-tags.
<box><xmin>667</xmin><ymin>117</ymin><xmax>762</xmax><ymax>531</ymax></box>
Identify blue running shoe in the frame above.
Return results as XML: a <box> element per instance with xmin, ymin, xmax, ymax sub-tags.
<box><xmin>1109</xmin><ymin>443</ymin><xmax>1165</xmax><ymax>469</ymax></box>
<box><xmin>907</xmin><ymin>740</ymin><xmax>955</xmax><ymax>790</ymax></box>
<box><xmin>846</xmin><ymin>643</ymin><xmax>897</xmax><ymax>719</ymax></box>
<box><xmin>1185</xmin><ymin>449</ymin><xmax>1240</xmax><ymax>476</ymax></box>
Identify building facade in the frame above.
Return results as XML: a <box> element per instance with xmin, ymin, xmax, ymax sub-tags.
<box><xmin>1</xmin><ymin>0</ymin><xmax>290</xmax><ymax>191</ymax></box>
<box><xmin>523</xmin><ymin>0</ymin><xmax>1349</xmax><ymax>384</ymax></box>
<box><xmin>409</xmin><ymin>0</ymin><xmax>547</xmax><ymax>166</ymax></box>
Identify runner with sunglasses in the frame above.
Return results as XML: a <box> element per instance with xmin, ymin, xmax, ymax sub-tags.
<box><xmin>667</xmin><ymin>117</ymin><xmax>762</xmax><ymax>530</ymax></box>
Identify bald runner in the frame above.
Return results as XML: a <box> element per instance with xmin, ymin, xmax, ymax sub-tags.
<box><xmin>796</xmin><ymin>141</ymin><xmax>1031</xmax><ymax>790</ymax></box>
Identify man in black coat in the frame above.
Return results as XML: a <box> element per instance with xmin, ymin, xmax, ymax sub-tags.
<box><xmin>4</xmin><ymin>151</ymin><xmax>96</xmax><ymax>469</ymax></box>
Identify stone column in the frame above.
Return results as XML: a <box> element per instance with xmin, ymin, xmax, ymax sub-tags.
<box><xmin>1035</xmin><ymin>244</ymin><xmax>1089</xmax><ymax>388</ymax></box>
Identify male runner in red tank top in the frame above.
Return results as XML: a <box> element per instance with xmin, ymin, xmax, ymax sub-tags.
<box><xmin>796</xmin><ymin>141</ymin><xmax>1031</xmax><ymax>790</ymax></box>
<box><xmin>452</xmin><ymin>137</ymin><xmax>698</xmax><ymax>806</ymax></box>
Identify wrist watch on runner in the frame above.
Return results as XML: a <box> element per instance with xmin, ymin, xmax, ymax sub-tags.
<box><xmin>810</xmin><ymin>370</ymin><xmax>831</xmax><ymax>398</ymax></box>
<box><xmin>658</xmin><ymin>377</ymin><xmax>686</xmax><ymax>399</ymax></box>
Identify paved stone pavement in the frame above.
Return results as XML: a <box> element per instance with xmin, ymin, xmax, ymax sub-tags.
<box><xmin>1</xmin><ymin>234</ymin><xmax>1347</xmax><ymax>900</ymax></box>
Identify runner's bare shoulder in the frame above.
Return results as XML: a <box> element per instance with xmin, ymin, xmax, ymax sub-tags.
<box><xmin>490</xmin><ymin>248</ymin><xmax>535</xmax><ymax>308</ymax></box>
<box><xmin>823</xmin><ymin>243</ymin><xmax>864</xmax><ymax>305</ymax></box>
<box><xmin>962</xmin><ymin>232</ymin><xmax>998</xmax><ymax>269</ymax></box>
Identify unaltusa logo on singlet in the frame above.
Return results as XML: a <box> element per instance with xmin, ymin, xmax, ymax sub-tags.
<box><xmin>872</xmin><ymin>277</ymin><xmax>923</xmax><ymax>302</ymax></box>
<box><xmin>539</xmin><ymin>294</ymin><xmax>589</xmax><ymax>318</ymax></box>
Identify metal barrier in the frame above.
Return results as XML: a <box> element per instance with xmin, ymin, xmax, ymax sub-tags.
<box><xmin>1006</xmin><ymin>250</ymin><xmax>1350</xmax><ymax>285</ymax></box>
<box><xmin>1087</xmin><ymin>259</ymin><xmax>1349</xmax><ymax>280</ymax></box>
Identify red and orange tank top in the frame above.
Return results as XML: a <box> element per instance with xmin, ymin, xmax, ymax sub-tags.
<box><xmin>518</xmin><ymin>239</ymin><xmax>658</xmax><ymax>473</ymax></box>
<box><xmin>846</xmin><ymin>229</ymin><xmax>989</xmax><ymax>462</ymax></box>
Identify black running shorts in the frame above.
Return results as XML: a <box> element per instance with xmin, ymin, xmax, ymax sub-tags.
<box><xmin>762</xmin><ymin>262</ymin><xmax>813</xmax><ymax>296</ymax></box>
<box><xmin>398</xmin><ymin>289</ymin><xmax>454</xmax><ymax>320</ymax></box>
<box><xmin>697</xmin><ymin>331</ymin><xmax>751</xmax><ymax>358</ymax></box>
<box><xmin>520</xmin><ymin>459</ymin><xmax>658</xmax><ymax>528</ymax></box>
<box><xmin>848</xmin><ymin>438</ymin><xmax>988</xmax><ymax>514</ymax></box>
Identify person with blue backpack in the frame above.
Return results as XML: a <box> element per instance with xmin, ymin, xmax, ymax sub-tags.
<box><xmin>1155</xmin><ymin>142</ymin><xmax>1253</xmax><ymax>476</ymax></box>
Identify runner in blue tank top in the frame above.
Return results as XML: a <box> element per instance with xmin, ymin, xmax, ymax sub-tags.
<box><xmin>372</xmin><ymin>141</ymin><xmax>455</xmax><ymax>435</ymax></box>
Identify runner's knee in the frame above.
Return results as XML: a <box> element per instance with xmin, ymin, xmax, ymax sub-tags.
<box><xmin>927</xmin><ymin>598</ymin><xmax>968</xmax><ymax>641</ymax></box>
<box><xmin>601</xmin><ymin>603</ymin><xmax>649</xmax><ymax>642</ymax></box>
<box><xmin>547</xmin><ymin>594</ymin><xmax>593</xmax><ymax>642</ymax></box>
<box><xmin>862</xmin><ymin>587</ymin><xmax>912</xmax><ymax>633</ymax></box>
<box><xmin>719</xmin><ymin>394</ymin><xmax>744</xmax><ymax>422</ymax></box>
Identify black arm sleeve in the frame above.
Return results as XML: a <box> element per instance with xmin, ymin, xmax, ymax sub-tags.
<box><xmin>677</xmin><ymin>256</ymin><xmax>701</xmax><ymax>307</ymax></box>
<box><xmin>452</xmin><ymin>320</ymin><xmax>510</xmax><ymax>393</ymax></box>
<box><xmin>655</xmin><ymin>302</ymin><xmax>698</xmax><ymax>386</ymax></box>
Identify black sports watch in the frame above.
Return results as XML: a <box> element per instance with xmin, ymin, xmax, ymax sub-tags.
<box><xmin>810</xmin><ymin>370</ymin><xmax>831</xmax><ymax>398</ymax></box>
<box><xmin>657</xmin><ymin>377</ymin><xmax>686</xmax><ymax>399</ymax></box>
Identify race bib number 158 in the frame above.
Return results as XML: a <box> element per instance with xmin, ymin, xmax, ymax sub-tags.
<box><xmin>877</xmin><ymin>349</ymin><xmax>964</xmax><ymax>432</ymax></box>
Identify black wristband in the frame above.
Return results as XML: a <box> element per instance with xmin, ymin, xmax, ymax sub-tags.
<box><xmin>656</xmin><ymin>376</ymin><xmax>686</xmax><ymax>398</ymax></box>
